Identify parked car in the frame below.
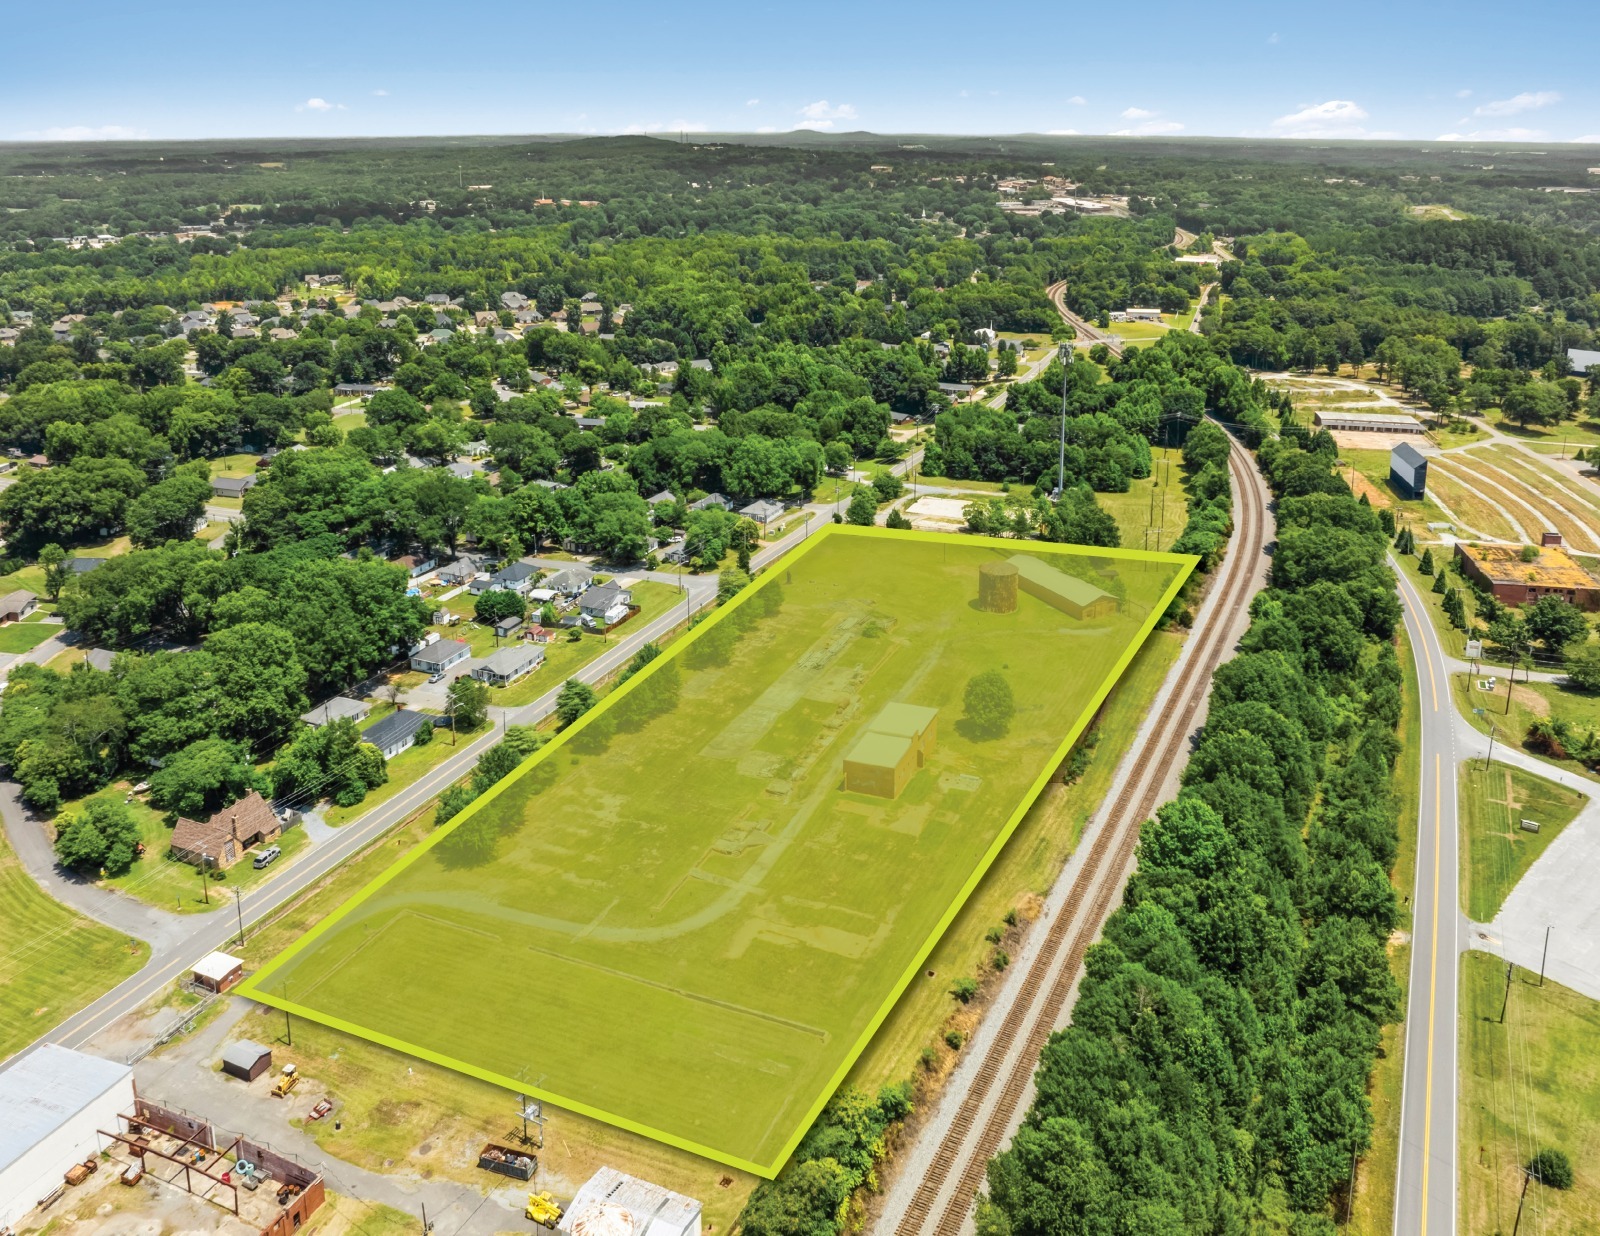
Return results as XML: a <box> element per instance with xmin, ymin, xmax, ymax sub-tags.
<box><xmin>428</xmin><ymin>671</ymin><xmax>446</xmax><ymax>684</ymax></box>
<box><xmin>252</xmin><ymin>845</ymin><xmax>282</xmax><ymax>870</ymax></box>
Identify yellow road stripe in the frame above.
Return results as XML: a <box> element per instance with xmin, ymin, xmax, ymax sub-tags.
<box><xmin>1419</xmin><ymin>751</ymin><xmax>1442</xmax><ymax>1233</ymax></box>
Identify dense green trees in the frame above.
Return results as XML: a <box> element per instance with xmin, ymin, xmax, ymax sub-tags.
<box><xmin>984</xmin><ymin>429</ymin><xmax>1404</xmax><ymax>1234</ymax></box>
<box><xmin>52</xmin><ymin>798</ymin><xmax>142</xmax><ymax>876</ymax></box>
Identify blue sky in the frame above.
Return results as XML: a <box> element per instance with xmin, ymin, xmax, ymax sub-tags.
<box><xmin>5</xmin><ymin>0</ymin><xmax>1597</xmax><ymax>144</ymax></box>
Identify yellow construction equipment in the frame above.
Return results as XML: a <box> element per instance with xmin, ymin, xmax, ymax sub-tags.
<box><xmin>270</xmin><ymin>1063</ymin><xmax>299</xmax><ymax>1099</ymax></box>
<box><xmin>525</xmin><ymin>1191</ymin><xmax>563</xmax><ymax>1228</ymax></box>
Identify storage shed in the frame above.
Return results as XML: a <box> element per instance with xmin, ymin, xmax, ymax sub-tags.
<box><xmin>0</xmin><ymin>1044</ymin><xmax>135</xmax><ymax>1231</ymax></box>
<box><xmin>191</xmin><ymin>950</ymin><xmax>245</xmax><ymax>993</ymax></box>
<box><xmin>220</xmin><ymin>1039</ymin><xmax>273</xmax><ymax>1082</ymax></box>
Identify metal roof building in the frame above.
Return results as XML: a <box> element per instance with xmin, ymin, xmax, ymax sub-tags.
<box><xmin>559</xmin><ymin>1167</ymin><xmax>702</xmax><ymax>1236</ymax></box>
<box><xmin>0</xmin><ymin>1044</ymin><xmax>135</xmax><ymax>1229</ymax></box>
<box><xmin>1311</xmin><ymin>410</ymin><xmax>1424</xmax><ymax>434</ymax></box>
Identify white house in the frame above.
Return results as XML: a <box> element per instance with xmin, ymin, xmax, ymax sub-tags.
<box><xmin>0</xmin><ymin>1045</ymin><xmax>136</xmax><ymax>1231</ymax></box>
<box><xmin>362</xmin><ymin>709</ymin><xmax>437</xmax><ymax>758</ymax></box>
<box><xmin>410</xmin><ymin>638</ymin><xmax>471</xmax><ymax>675</ymax></box>
<box><xmin>578</xmin><ymin>583</ymin><xmax>632</xmax><ymax>627</ymax></box>
<box><xmin>473</xmin><ymin>644</ymin><xmax>545</xmax><ymax>686</ymax></box>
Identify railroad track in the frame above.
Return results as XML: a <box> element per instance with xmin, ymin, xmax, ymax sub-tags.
<box><xmin>1045</xmin><ymin>280</ymin><xmax>1124</xmax><ymax>358</ymax></box>
<box><xmin>883</xmin><ymin>428</ymin><xmax>1270</xmax><ymax>1236</ymax></box>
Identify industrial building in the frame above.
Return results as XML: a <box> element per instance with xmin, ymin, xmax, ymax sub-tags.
<box><xmin>1312</xmin><ymin>410</ymin><xmax>1424</xmax><ymax>434</ymax></box>
<box><xmin>1390</xmin><ymin>441</ymin><xmax>1428</xmax><ymax>499</ymax></box>
<box><xmin>843</xmin><ymin>703</ymin><xmax>939</xmax><ymax>799</ymax></box>
<box><xmin>1009</xmin><ymin>555</ymin><xmax>1117</xmax><ymax>619</ymax></box>
<box><xmin>1455</xmin><ymin>532</ymin><xmax>1600</xmax><ymax>610</ymax></box>
<box><xmin>0</xmin><ymin>1044</ymin><xmax>136</xmax><ymax>1231</ymax></box>
<box><xmin>559</xmin><ymin>1167</ymin><xmax>702</xmax><ymax>1236</ymax></box>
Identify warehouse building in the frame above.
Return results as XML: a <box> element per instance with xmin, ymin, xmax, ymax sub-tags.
<box><xmin>1312</xmin><ymin>410</ymin><xmax>1425</xmax><ymax>434</ymax></box>
<box><xmin>1390</xmin><ymin>441</ymin><xmax>1428</xmax><ymax>499</ymax></box>
<box><xmin>1455</xmin><ymin>532</ymin><xmax>1600</xmax><ymax>610</ymax></box>
<box><xmin>843</xmin><ymin>703</ymin><xmax>939</xmax><ymax>800</ymax></box>
<box><xmin>0</xmin><ymin>1044</ymin><xmax>136</xmax><ymax>1230</ymax></box>
<box><xmin>1009</xmin><ymin>555</ymin><xmax>1117</xmax><ymax>619</ymax></box>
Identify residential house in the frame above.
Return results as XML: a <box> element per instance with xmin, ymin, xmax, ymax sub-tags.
<box><xmin>425</xmin><ymin>328</ymin><xmax>453</xmax><ymax>344</ymax></box>
<box><xmin>689</xmin><ymin>492</ymin><xmax>732</xmax><ymax>512</ymax></box>
<box><xmin>492</xmin><ymin>614</ymin><xmax>523</xmax><ymax>639</ymax></box>
<box><xmin>394</xmin><ymin>553</ymin><xmax>438</xmax><ymax>578</ymax></box>
<box><xmin>0</xmin><ymin>327</ymin><xmax>22</xmax><ymax>346</ymax></box>
<box><xmin>473</xmin><ymin>643</ymin><xmax>544</xmax><ymax>687</ymax></box>
<box><xmin>543</xmin><ymin>565</ymin><xmax>594</xmax><ymax>596</ymax></box>
<box><xmin>446</xmin><ymin>461</ymin><xmax>478</xmax><ymax>480</ymax></box>
<box><xmin>333</xmin><ymin>382</ymin><xmax>384</xmax><ymax>397</ymax></box>
<box><xmin>474</xmin><ymin>310</ymin><xmax>499</xmax><ymax>329</ymax></box>
<box><xmin>268</xmin><ymin>327</ymin><xmax>298</xmax><ymax>341</ymax></box>
<box><xmin>647</xmin><ymin>490</ymin><xmax>678</xmax><ymax>507</ymax></box>
<box><xmin>363</xmin><ymin>708</ymin><xmax>438</xmax><ymax>758</ymax></box>
<box><xmin>739</xmin><ymin>499</ymin><xmax>785</xmax><ymax>526</ymax></box>
<box><xmin>424</xmin><ymin>293</ymin><xmax>452</xmax><ymax>305</ymax></box>
<box><xmin>299</xmin><ymin>696</ymin><xmax>372</xmax><ymax>728</ymax></box>
<box><xmin>578</xmin><ymin>582</ymin><xmax>632</xmax><ymax>626</ymax></box>
<box><xmin>410</xmin><ymin>638</ymin><xmax>471</xmax><ymax>675</ymax></box>
<box><xmin>501</xmin><ymin>291</ymin><xmax>530</xmax><ymax>309</ymax></box>
<box><xmin>0</xmin><ymin>590</ymin><xmax>37</xmax><ymax>622</ymax></box>
<box><xmin>210</xmin><ymin>474</ymin><xmax>257</xmax><ymax>499</ymax></box>
<box><xmin>169</xmin><ymin>790</ymin><xmax>282</xmax><ymax>869</ymax></box>
<box><xmin>493</xmin><ymin>328</ymin><xmax>516</xmax><ymax>344</ymax></box>
<box><xmin>438</xmin><ymin>554</ymin><xmax>481</xmax><ymax>585</ymax></box>
<box><xmin>471</xmin><ymin>561</ymin><xmax>539</xmax><ymax>595</ymax></box>
<box><xmin>515</xmin><ymin>309</ymin><xmax>543</xmax><ymax>324</ymax></box>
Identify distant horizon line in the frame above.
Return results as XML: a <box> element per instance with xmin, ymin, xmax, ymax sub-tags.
<box><xmin>3</xmin><ymin>130</ymin><xmax>1598</xmax><ymax>149</ymax></box>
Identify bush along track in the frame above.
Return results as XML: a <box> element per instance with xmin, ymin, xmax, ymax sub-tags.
<box><xmin>735</xmin><ymin>335</ymin><xmax>1267</xmax><ymax>1236</ymax></box>
<box><xmin>979</xmin><ymin>426</ymin><xmax>1405</xmax><ymax>1232</ymax></box>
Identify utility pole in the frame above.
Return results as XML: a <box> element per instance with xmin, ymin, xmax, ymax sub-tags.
<box><xmin>1500</xmin><ymin>960</ymin><xmax>1514</xmax><ymax>1024</ymax></box>
<box><xmin>1483</xmin><ymin>719</ymin><xmax>1498</xmax><ymax>771</ymax></box>
<box><xmin>1511</xmin><ymin>1167</ymin><xmax>1532</xmax><ymax>1236</ymax></box>
<box><xmin>198</xmin><ymin>853</ymin><xmax>211</xmax><ymax>906</ymax></box>
<box><xmin>233</xmin><ymin>888</ymin><xmax>245</xmax><ymax>946</ymax></box>
<box><xmin>1539</xmin><ymin>925</ymin><xmax>1551</xmax><ymax>986</ymax></box>
<box><xmin>284</xmin><ymin>1005</ymin><xmax>293</xmax><ymax>1047</ymax></box>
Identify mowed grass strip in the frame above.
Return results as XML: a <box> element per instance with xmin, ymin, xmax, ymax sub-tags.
<box><xmin>1456</xmin><ymin>452</ymin><xmax>1600</xmax><ymax>552</ymax></box>
<box><xmin>1458</xmin><ymin>762</ymin><xmax>1586</xmax><ymax>923</ymax></box>
<box><xmin>244</xmin><ymin>529</ymin><xmax>1191</xmax><ymax>1173</ymax></box>
<box><xmin>1419</xmin><ymin>464</ymin><xmax>1521</xmax><ymax>541</ymax></box>
<box><xmin>0</xmin><ymin>828</ymin><xmax>149</xmax><ymax>1061</ymax></box>
<box><xmin>1459</xmin><ymin>953</ymin><xmax>1600</xmax><ymax>1234</ymax></box>
<box><xmin>1483</xmin><ymin>446</ymin><xmax>1600</xmax><ymax>526</ymax></box>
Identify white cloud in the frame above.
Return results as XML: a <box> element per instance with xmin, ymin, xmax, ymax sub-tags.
<box><xmin>1112</xmin><ymin>121</ymin><xmax>1185</xmax><ymax>136</ymax></box>
<box><xmin>797</xmin><ymin>100</ymin><xmax>857</xmax><ymax>125</ymax></box>
<box><xmin>1067</xmin><ymin>95</ymin><xmax>1087</xmax><ymax>105</ymax></box>
<box><xmin>296</xmin><ymin>97</ymin><xmax>344</xmax><ymax>112</ymax></box>
<box><xmin>1270</xmin><ymin>99</ymin><xmax>1370</xmax><ymax>138</ymax></box>
<box><xmin>17</xmin><ymin>124</ymin><xmax>148</xmax><ymax>141</ymax></box>
<box><xmin>1456</xmin><ymin>88</ymin><xmax>1473</xmax><ymax>99</ymax></box>
<box><xmin>746</xmin><ymin>98</ymin><xmax>760</xmax><ymax>106</ymax></box>
<box><xmin>372</xmin><ymin>89</ymin><xmax>388</xmax><ymax>97</ymax></box>
<box><xmin>1573</xmin><ymin>134</ymin><xmax>1600</xmax><ymax>144</ymax></box>
<box><xmin>1435</xmin><ymin>127</ymin><xmax>1548</xmax><ymax>141</ymax></box>
<box><xmin>1475</xmin><ymin>91</ymin><xmax>1559</xmax><ymax>117</ymax></box>
<box><xmin>1267</xmin><ymin>31</ymin><xmax>1279</xmax><ymax>43</ymax></box>
<box><xmin>1046</xmin><ymin>129</ymin><xmax>1081</xmax><ymax>136</ymax></box>
<box><xmin>756</xmin><ymin>126</ymin><xmax>778</xmax><ymax>134</ymax></box>
<box><xmin>1121</xmin><ymin>107</ymin><xmax>1156</xmax><ymax>120</ymax></box>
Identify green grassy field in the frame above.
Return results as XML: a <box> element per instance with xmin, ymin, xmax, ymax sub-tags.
<box><xmin>1454</xmin><ymin>674</ymin><xmax>1600</xmax><ymax>781</ymax></box>
<box><xmin>0</xmin><ymin>620</ymin><xmax>59</xmax><ymax>654</ymax></box>
<box><xmin>1458</xmin><ymin>763</ymin><xmax>1585</xmax><ymax>923</ymax></box>
<box><xmin>0</xmin><ymin>826</ymin><xmax>148</xmax><ymax>1062</ymax></box>
<box><xmin>1348</xmin><ymin>629</ymin><xmax>1423</xmax><ymax>1234</ymax></box>
<box><xmin>242</xmin><ymin>527</ymin><xmax>1193</xmax><ymax>1175</ymax></box>
<box><xmin>1460</xmin><ymin>952</ymin><xmax>1600</xmax><ymax>1234</ymax></box>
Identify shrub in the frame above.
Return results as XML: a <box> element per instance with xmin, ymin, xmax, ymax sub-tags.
<box><xmin>1528</xmin><ymin>1148</ymin><xmax>1573</xmax><ymax>1189</ymax></box>
<box><xmin>950</xmin><ymin>977</ymin><xmax>979</xmax><ymax>1003</ymax></box>
<box><xmin>944</xmin><ymin>1029</ymin><xmax>965</xmax><ymax>1050</ymax></box>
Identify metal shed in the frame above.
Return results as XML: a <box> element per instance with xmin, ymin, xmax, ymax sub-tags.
<box><xmin>220</xmin><ymin>1039</ymin><xmax>273</xmax><ymax>1082</ymax></box>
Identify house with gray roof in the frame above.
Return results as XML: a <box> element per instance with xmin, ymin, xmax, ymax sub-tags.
<box><xmin>362</xmin><ymin>708</ymin><xmax>437</xmax><ymax>758</ymax></box>
<box><xmin>473</xmin><ymin>643</ymin><xmax>544</xmax><ymax>686</ymax></box>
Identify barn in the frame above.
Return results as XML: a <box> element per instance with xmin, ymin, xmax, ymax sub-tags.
<box><xmin>0</xmin><ymin>1045</ymin><xmax>135</xmax><ymax>1230</ymax></box>
<box><xmin>1008</xmin><ymin>555</ymin><xmax>1117</xmax><ymax>619</ymax></box>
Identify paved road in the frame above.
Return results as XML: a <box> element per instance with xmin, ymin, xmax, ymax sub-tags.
<box><xmin>1391</xmin><ymin>555</ymin><xmax>1463</xmax><ymax>1236</ymax></box>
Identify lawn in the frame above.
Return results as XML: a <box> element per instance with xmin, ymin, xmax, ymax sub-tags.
<box><xmin>1452</xmin><ymin>452</ymin><xmax>1600</xmax><ymax>552</ymax></box>
<box><xmin>242</xmin><ymin>527</ymin><xmax>1194</xmax><ymax>1176</ymax></box>
<box><xmin>1458</xmin><ymin>762</ymin><xmax>1586</xmax><ymax>923</ymax></box>
<box><xmin>0</xmin><ymin>562</ymin><xmax>49</xmax><ymax>597</ymax></box>
<box><xmin>0</xmin><ymin>825</ymin><xmax>148</xmax><ymax>1062</ymax></box>
<box><xmin>1094</xmin><ymin>448</ymin><xmax>1190</xmax><ymax>552</ymax></box>
<box><xmin>0</xmin><ymin>620</ymin><xmax>59</xmax><ymax>654</ymax></box>
<box><xmin>1420</xmin><ymin>461</ymin><xmax>1522</xmax><ymax>541</ymax></box>
<box><xmin>320</xmin><ymin>720</ymin><xmax>485</xmax><ymax>826</ymax></box>
<box><xmin>1482</xmin><ymin>409</ymin><xmax>1600</xmax><ymax>449</ymax></box>
<box><xmin>1459</xmin><ymin>952</ymin><xmax>1600</xmax><ymax>1234</ymax></box>
<box><xmin>1348</xmin><ymin>629</ymin><xmax>1423</xmax><ymax>1234</ymax></box>
<box><xmin>1454</xmin><ymin>673</ymin><xmax>1600</xmax><ymax>781</ymax></box>
<box><xmin>209</xmin><ymin>453</ymin><xmax>260</xmax><ymax>477</ymax></box>
<box><xmin>85</xmin><ymin>786</ymin><xmax>311</xmax><ymax>912</ymax></box>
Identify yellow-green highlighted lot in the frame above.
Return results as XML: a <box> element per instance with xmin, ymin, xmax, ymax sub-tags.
<box><xmin>242</xmin><ymin>527</ymin><xmax>1193</xmax><ymax>1176</ymax></box>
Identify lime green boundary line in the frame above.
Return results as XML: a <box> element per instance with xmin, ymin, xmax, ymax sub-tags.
<box><xmin>239</xmin><ymin>524</ymin><xmax>1196</xmax><ymax>1178</ymax></box>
